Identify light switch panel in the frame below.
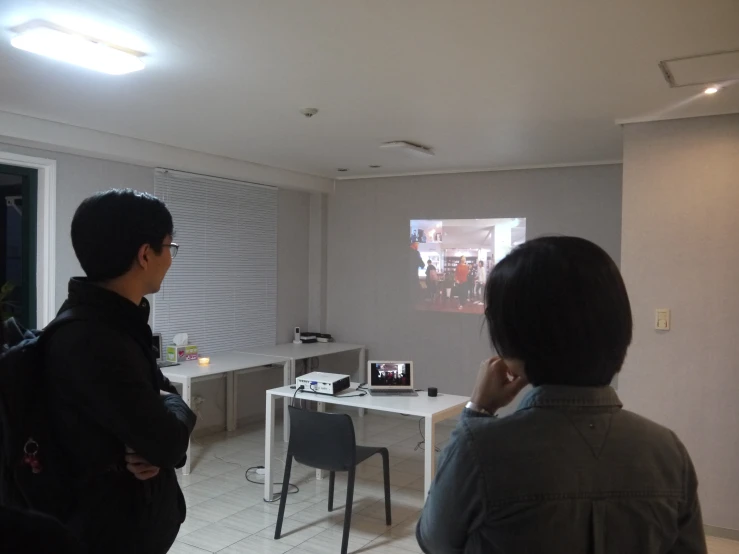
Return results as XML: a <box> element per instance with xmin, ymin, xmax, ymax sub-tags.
<box><xmin>655</xmin><ymin>308</ymin><xmax>670</xmax><ymax>331</ymax></box>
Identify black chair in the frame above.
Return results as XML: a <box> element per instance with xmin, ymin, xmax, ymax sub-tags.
<box><xmin>274</xmin><ymin>405</ymin><xmax>392</xmax><ymax>554</ymax></box>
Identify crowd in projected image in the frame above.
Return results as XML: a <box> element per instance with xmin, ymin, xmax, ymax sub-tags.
<box><xmin>370</xmin><ymin>363</ymin><xmax>410</xmax><ymax>387</ymax></box>
<box><xmin>410</xmin><ymin>218</ymin><xmax>527</xmax><ymax>314</ymax></box>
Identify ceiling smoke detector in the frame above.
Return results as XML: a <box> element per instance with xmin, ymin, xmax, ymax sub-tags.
<box><xmin>300</xmin><ymin>108</ymin><xmax>319</xmax><ymax>118</ymax></box>
<box><xmin>380</xmin><ymin>141</ymin><xmax>435</xmax><ymax>158</ymax></box>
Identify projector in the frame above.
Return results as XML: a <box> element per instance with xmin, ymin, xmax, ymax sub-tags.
<box><xmin>296</xmin><ymin>372</ymin><xmax>351</xmax><ymax>395</ymax></box>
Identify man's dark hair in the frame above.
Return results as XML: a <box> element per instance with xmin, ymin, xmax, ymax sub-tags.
<box><xmin>484</xmin><ymin>236</ymin><xmax>632</xmax><ymax>387</ymax></box>
<box><xmin>71</xmin><ymin>189</ymin><xmax>173</xmax><ymax>282</ymax></box>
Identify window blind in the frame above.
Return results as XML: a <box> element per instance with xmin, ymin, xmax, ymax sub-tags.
<box><xmin>153</xmin><ymin>169</ymin><xmax>277</xmax><ymax>354</ymax></box>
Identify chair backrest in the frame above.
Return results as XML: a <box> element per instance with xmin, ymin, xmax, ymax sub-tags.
<box><xmin>287</xmin><ymin>406</ymin><xmax>357</xmax><ymax>471</ymax></box>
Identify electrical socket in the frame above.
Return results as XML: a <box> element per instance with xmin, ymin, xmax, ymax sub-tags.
<box><xmin>256</xmin><ymin>468</ymin><xmax>266</xmax><ymax>475</ymax></box>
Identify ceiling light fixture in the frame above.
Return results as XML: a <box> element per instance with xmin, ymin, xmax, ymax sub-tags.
<box><xmin>704</xmin><ymin>86</ymin><xmax>719</xmax><ymax>95</ymax></box>
<box><xmin>380</xmin><ymin>141</ymin><xmax>435</xmax><ymax>159</ymax></box>
<box><xmin>11</xmin><ymin>24</ymin><xmax>145</xmax><ymax>75</ymax></box>
<box><xmin>337</xmin><ymin>168</ymin><xmax>348</xmax><ymax>172</ymax></box>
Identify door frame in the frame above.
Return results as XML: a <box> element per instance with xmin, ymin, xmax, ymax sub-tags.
<box><xmin>0</xmin><ymin>151</ymin><xmax>56</xmax><ymax>327</ymax></box>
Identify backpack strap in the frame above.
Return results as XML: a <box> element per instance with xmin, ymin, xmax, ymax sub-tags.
<box><xmin>38</xmin><ymin>307</ymin><xmax>95</xmax><ymax>346</ymax></box>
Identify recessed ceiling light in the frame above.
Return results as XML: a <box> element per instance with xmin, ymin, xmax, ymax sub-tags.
<box><xmin>704</xmin><ymin>86</ymin><xmax>719</xmax><ymax>95</ymax></box>
<box><xmin>337</xmin><ymin>168</ymin><xmax>348</xmax><ymax>172</ymax></box>
<box><xmin>369</xmin><ymin>165</ymin><xmax>382</xmax><ymax>168</ymax></box>
<box><xmin>11</xmin><ymin>24</ymin><xmax>145</xmax><ymax>75</ymax></box>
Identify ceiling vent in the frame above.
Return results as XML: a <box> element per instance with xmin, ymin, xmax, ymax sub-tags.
<box><xmin>659</xmin><ymin>49</ymin><xmax>739</xmax><ymax>87</ymax></box>
<box><xmin>380</xmin><ymin>141</ymin><xmax>435</xmax><ymax>158</ymax></box>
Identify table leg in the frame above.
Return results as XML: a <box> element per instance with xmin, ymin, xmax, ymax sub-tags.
<box><xmin>424</xmin><ymin>416</ymin><xmax>436</xmax><ymax>501</ymax></box>
<box><xmin>358</xmin><ymin>348</ymin><xmax>366</xmax><ymax>418</ymax></box>
<box><xmin>182</xmin><ymin>378</ymin><xmax>192</xmax><ymax>476</ymax></box>
<box><xmin>283</xmin><ymin>359</ymin><xmax>295</xmax><ymax>443</ymax></box>
<box><xmin>264</xmin><ymin>392</ymin><xmax>276</xmax><ymax>501</ymax></box>
<box><xmin>226</xmin><ymin>372</ymin><xmax>236</xmax><ymax>432</ymax></box>
<box><xmin>316</xmin><ymin>401</ymin><xmax>326</xmax><ymax>480</ymax></box>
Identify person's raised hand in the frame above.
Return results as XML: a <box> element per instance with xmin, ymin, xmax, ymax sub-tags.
<box><xmin>124</xmin><ymin>446</ymin><xmax>160</xmax><ymax>481</ymax></box>
<box><xmin>470</xmin><ymin>357</ymin><xmax>528</xmax><ymax>414</ymax></box>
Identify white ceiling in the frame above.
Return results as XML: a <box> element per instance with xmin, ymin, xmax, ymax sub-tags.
<box><xmin>1</xmin><ymin>0</ymin><xmax>738</xmax><ymax>180</ymax></box>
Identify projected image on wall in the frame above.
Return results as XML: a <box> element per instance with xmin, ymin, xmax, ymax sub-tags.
<box><xmin>410</xmin><ymin>218</ymin><xmax>526</xmax><ymax>314</ymax></box>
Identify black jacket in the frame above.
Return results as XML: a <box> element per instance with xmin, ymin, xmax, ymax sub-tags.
<box><xmin>43</xmin><ymin>278</ymin><xmax>197</xmax><ymax>554</ymax></box>
<box><xmin>0</xmin><ymin>505</ymin><xmax>82</xmax><ymax>554</ymax></box>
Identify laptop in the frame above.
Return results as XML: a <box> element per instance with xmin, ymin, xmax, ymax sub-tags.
<box><xmin>152</xmin><ymin>333</ymin><xmax>180</xmax><ymax>369</ymax></box>
<box><xmin>367</xmin><ymin>361</ymin><xmax>418</xmax><ymax>397</ymax></box>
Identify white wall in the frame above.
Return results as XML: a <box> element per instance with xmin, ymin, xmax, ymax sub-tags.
<box><xmin>620</xmin><ymin>114</ymin><xmax>739</xmax><ymax>532</ymax></box>
<box><xmin>326</xmin><ymin>165</ymin><xmax>623</xmax><ymax>397</ymax></box>
<box><xmin>0</xmin><ymin>142</ymin><xmax>311</xmax><ymax>432</ymax></box>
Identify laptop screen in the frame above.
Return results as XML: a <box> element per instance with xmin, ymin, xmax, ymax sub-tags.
<box><xmin>369</xmin><ymin>362</ymin><xmax>413</xmax><ymax>388</ymax></box>
<box><xmin>152</xmin><ymin>333</ymin><xmax>163</xmax><ymax>362</ymax></box>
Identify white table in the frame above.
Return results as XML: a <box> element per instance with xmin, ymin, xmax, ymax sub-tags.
<box><xmin>264</xmin><ymin>383</ymin><xmax>467</xmax><ymax>503</ymax></box>
<box><xmin>243</xmin><ymin>342</ymin><xmax>367</xmax><ymax>441</ymax></box>
<box><xmin>163</xmin><ymin>352</ymin><xmax>289</xmax><ymax>475</ymax></box>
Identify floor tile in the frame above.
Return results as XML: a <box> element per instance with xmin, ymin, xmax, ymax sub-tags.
<box><xmin>178</xmin><ymin>522</ymin><xmax>250</xmax><ymax>552</ymax></box>
<box><xmin>707</xmin><ymin>536</ymin><xmax>739</xmax><ymax>554</ymax></box>
<box><xmin>187</xmin><ymin>495</ymin><xmax>255</xmax><ymax>523</ymax></box>
<box><xmin>168</xmin><ymin>541</ymin><xmax>211</xmax><ymax>554</ymax></box>
<box><xmin>359</xmin><ymin>498</ymin><xmax>419</xmax><ymax>526</ymax></box>
<box><xmin>178</xmin><ymin>515</ymin><xmax>212</xmax><ymax>536</ymax></box>
<box><xmin>217</xmin><ymin>535</ymin><xmax>293</xmax><ymax>554</ymax></box>
<box><xmin>219</xmin><ymin>506</ymin><xmax>286</xmax><ymax>535</ymax></box>
<box><xmin>256</xmin><ymin>518</ymin><xmax>327</xmax><ymax>547</ymax></box>
<box><xmin>178</xmin><ymin>471</ymin><xmax>212</xmax><ymax>488</ymax></box>
<box><xmin>296</xmin><ymin>528</ymin><xmax>371</xmax><ymax>554</ymax></box>
<box><xmin>322</xmin><ymin>513</ymin><xmax>394</xmax><ymax>542</ymax></box>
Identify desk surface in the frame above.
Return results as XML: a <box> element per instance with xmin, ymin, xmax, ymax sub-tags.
<box><xmin>268</xmin><ymin>383</ymin><xmax>467</xmax><ymax>418</ymax></box>
<box><xmin>162</xmin><ymin>351</ymin><xmax>287</xmax><ymax>380</ymax></box>
<box><xmin>241</xmin><ymin>342</ymin><xmax>365</xmax><ymax>361</ymax></box>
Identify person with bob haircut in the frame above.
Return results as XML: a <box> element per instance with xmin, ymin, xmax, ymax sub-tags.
<box><xmin>417</xmin><ymin>236</ymin><xmax>706</xmax><ymax>554</ymax></box>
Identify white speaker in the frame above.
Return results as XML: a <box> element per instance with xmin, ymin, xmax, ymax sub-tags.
<box><xmin>293</xmin><ymin>327</ymin><xmax>301</xmax><ymax>344</ymax></box>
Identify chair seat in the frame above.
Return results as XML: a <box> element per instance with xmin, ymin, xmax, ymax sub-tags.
<box><xmin>356</xmin><ymin>445</ymin><xmax>387</xmax><ymax>465</ymax></box>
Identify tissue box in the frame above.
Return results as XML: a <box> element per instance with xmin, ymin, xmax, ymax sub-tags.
<box><xmin>166</xmin><ymin>344</ymin><xmax>199</xmax><ymax>362</ymax></box>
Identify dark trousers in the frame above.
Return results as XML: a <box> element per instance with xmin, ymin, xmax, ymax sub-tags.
<box><xmin>457</xmin><ymin>282</ymin><xmax>469</xmax><ymax>305</ymax></box>
<box><xmin>427</xmin><ymin>281</ymin><xmax>438</xmax><ymax>298</ymax></box>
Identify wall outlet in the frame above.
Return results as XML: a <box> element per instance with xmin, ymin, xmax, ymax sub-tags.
<box><xmin>256</xmin><ymin>468</ymin><xmax>266</xmax><ymax>475</ymax></box>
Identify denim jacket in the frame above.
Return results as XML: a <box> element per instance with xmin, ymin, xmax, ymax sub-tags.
<box><xmin>417</xmin><ymin>386</ymin><xmax>706</xmax><ymax>554</ymax></box>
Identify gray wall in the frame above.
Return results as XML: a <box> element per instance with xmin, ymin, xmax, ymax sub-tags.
<box><xmin>0</xmin><ymin>142</ymin><xmax>311</xmax><ymax>432</ymax></box>
<box><xmin>0</xmin><ymin>142</ymin><xmax>153</xmax><ymax>309</ymax></box>
<box><xmin>326</xmin><ymin>165</ymin><xmax>623</xmax><ymax>399</ymax></box>
<box><xmin>620</xmin><ymin>115</ymin><xmax>739</xmax><ymax>532</ymax></box>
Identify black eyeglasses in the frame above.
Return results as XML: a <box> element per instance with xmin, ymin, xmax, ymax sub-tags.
<box><xmin>163</xmin><ymin>243</ymin><xmax>179</xmax><ymax>259</ymax></box>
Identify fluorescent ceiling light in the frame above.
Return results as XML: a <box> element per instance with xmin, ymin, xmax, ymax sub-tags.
<box><xmin>380</xmin><ymin>141</ymin><xmax>435</xmax><ymax>158</ymax></box>
<box><xmin>11</xmin><ymin>25</ymin><xmax>145</xmax><ymax>75</ymax></box>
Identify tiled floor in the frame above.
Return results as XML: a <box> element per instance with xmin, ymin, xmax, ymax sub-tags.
<box><xmin>172</xmin><ymin>412</ymin><xmax>739</xmax><ymax>554</ymax></box>
<box><xmin>172</xmin><ymin>412</ymin><xmax>447</xmax><ymax>553</ymax></box>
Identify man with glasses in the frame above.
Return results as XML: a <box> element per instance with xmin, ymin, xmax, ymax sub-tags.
<box><xmin>42</xmin><ymin>189</ymin><xmax>196</xmax><ymax>554</ymax></box>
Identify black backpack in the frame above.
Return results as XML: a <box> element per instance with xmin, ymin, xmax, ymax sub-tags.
<box><xmin>0</xmin><ymin>310</ymin><xmax>84</xmax><ymax>516</ymax></box>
